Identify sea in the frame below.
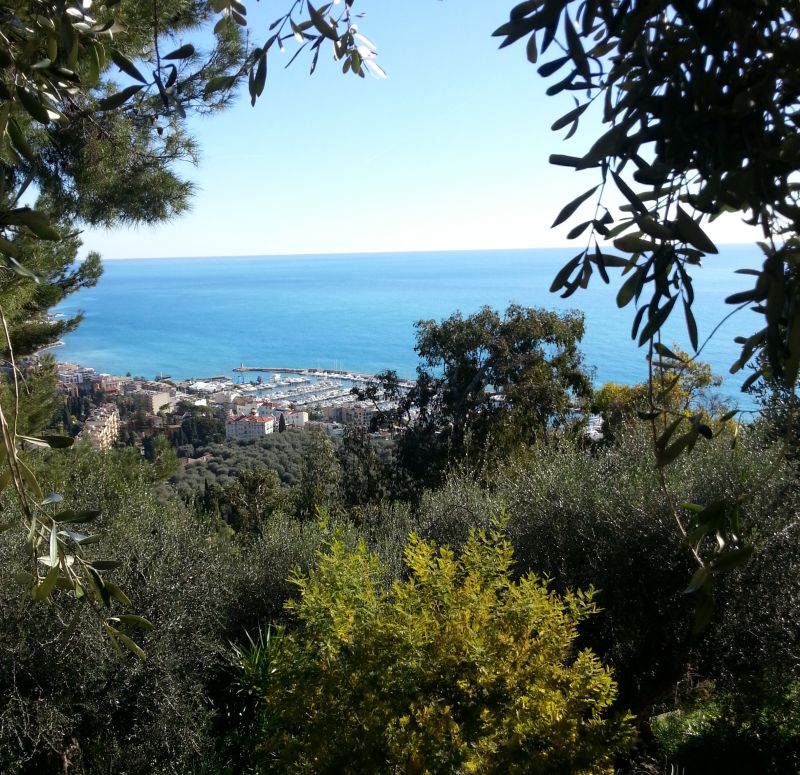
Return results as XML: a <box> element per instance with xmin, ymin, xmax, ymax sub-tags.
<box><xmin>54</xmin><ymin>247</ymin><xmax>765</xmax><ymax>409</ymax></box>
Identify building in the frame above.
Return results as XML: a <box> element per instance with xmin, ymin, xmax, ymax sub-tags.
<box><xmin>94</xmin><ymin>373</ymin><xmax>129</xmax><ymax>394</ymax></box>
<box><xmin>57</xmin><ymin>364</ymin><xmax>97</xmax><ymax>395</ymax></box>
<box><xmin>342</xmin><ymin>404</ymin><xmax>377</xmax><ymax>426</ymax></box>
<box><xmin>225</xmin><ymin>414</ymin><xmax>275</xmax><ymax>441</ymax></box>
<box><xmin>231</xmin><ymin>397</ymin><xmax>259</xmax><ymax>416</ymax></box>
<box><xmin>323</xmin><ymin>403</ymin><xmax>376</xmax><ymax>426</ymax></box>
<box><xmin>270</xmin><ymin>408</ymin><xmax>308</xmax><ymax>429</ymax></box>
<box><xmin>140</xmin><ymin>389</ymin><xmax>173</xmax><ymax>413</ymax></box>
<box><xmin>79</xmin><ymin>405</ymin><xmax>120</xmax><ymax>451</ymax></box>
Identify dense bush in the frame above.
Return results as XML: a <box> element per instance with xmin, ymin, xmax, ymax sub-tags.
<box><xmin>237</xmin><ymin>524</ymin><xmax>635</xmax><ymax>773</ymax></box>
<box><xmin>412</xmin><ymin>425</ymin><xmax>799</xmax><ymax>723</ymax></box>
<box><xmin>0</xmin><ymin>446</ymin><xmax>340</xmax><ymax>774</ymax></box>
<box><xmin>651</xmin><ymin>684</ymin><xmax>800</xmax><ymax>774</ymax></box>
<box><xmin>3</xmin><ymin>414</ymin><xmax>797</xmax><ymax>772</ymax></box>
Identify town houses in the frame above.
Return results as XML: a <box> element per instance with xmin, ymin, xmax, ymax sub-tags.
<box><xmin>52</xmin><ymin>363</ymin><xmax>404</xmax><ymax>451</ymax></box>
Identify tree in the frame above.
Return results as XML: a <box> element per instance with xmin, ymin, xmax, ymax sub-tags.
<box><xmin>178</xmin><ymin>404</ymin><xmax>224</xmax><ymax>447</ymax></box>
<box><xmin>361</xmin><ymin>305</ymin><xmax>591</xmax><ymax>486</ymax></box>
<box><xmin>278</xmin><ymin>413</ymin><xmax>286</xmax><ymax>434</ymax></box>
<box><xmin>0</xmin><ymin>0</ymin><xmax>276</xmax><ymax>645</ymax></box>
<box><xmin>295</xmin><ymin>430</ymin><xmax>341</xmax><ymax>519</ymax></box>
<box><xmin>494</xmin><ymin>0</ymin><xmax>798</xmax><ymax>390</ymax></box>
<box><xmin>0</xmin><ymin>0</ymin><xmax>387</xmax><ymax>636</ymax></box>
<box><xmin>492</xmin><ymin>0</ymin><xmax>799</xmax><ymax>616</ymax></box>
<box><xmin>222</xmin><ymin>466</ymin><xmax>289</xmax><ymax>534</ymax></box>
<box><xmin>592</xmin><ymin>347</ymin><xmax>726</xmax><ymax>439</ymax></box>
<box><xmin>236</xmin><ymin>523</ymin><xmax>635</xmax><ymax>773</ymax></box>
<box><xmin>337</xmin><ymin>422</ymin><xmax>387</xmax><ymax>508</ymax></box>
<box><xmin>150</xmin><ymin>434</ymin><xmax>180</xmax><ymax>481</ymax></box>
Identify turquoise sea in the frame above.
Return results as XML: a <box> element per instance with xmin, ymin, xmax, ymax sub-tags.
<box><xmin>55</xmin><ymin>247</ymin><xmax>764</xmax><ymax>407</ymax></box>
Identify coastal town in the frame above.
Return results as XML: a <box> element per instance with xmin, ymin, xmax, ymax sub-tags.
<box><xmin>55</xmin><ymin>362</ymin><xmax>409</xmax><ymax>452</ymax></box>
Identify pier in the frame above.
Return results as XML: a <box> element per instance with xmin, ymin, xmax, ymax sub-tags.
<box><xmin>232</xmin><ymin>364</ymin><xmax>415</xmax><ymax>389</ymax></box>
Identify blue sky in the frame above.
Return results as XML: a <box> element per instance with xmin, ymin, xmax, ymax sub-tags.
<box><xmin>84</xmin><ymin>0</ymin><xmax>758</xmax><ymax>259</ymax></box>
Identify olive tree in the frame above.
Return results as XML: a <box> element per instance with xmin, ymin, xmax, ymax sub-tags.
<box><xmin>492</xmin><ymin>0</ymin><xmax>800</xmax><ymax>626</ymax></box>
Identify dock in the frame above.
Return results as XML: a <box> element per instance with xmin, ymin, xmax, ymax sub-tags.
<box><xmin>232</xmin><ymin>365</ymin><xmax>415</xmax><ymax>389</ymax></box>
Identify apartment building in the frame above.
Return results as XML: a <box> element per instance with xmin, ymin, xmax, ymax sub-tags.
<box><xmin>225</xmin><ymin>414</ymin><xmax>275</xmax><ymax>441</ymax></box>
<box><xmin>79</xmin><ymin>405</ymin><xmax>120</xmax><ymax>451</ymax></box>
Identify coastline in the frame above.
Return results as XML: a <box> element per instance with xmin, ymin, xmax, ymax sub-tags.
<box><xmin>55</xmin><ymin>248</ymin><xmax>762</xmax><ymax>409</ymax></box>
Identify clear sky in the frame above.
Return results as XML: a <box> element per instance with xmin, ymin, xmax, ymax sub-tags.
<box><xmin>83</xmin><ymin>0</ymin><xmax>759</xmax><ymax>259</ymax></box>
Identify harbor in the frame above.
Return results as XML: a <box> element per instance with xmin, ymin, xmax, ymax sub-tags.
<box><xmin>164</xmin><ymin>365</ymin><xmax>414</xmax><ymax>419</ymax></box>
<box><xmin>232</xmin><ymin>364</ymin><xmax>415</xmax><ymax>389</ymax></box>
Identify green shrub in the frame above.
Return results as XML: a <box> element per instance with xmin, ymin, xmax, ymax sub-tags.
<box><xmin>238</xmin><ymin>523</ymin><xmax>635</xmax><ymax>773</ymax></box>
<box><xmin>0</xmin><ymin>446</ymin><xmax>337</xmax><ymax>774</ymax></box>
<box><xmin>412</xmin><ymin>425</ymin><xmax>800</xmax><ymax>727</ymax></box>
<box><xmin>651</xmin><ymin>683</ymin><xmax>800</xmax><ymax>774</ymax></box>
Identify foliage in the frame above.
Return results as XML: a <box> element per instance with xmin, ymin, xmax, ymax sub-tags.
<box><xmin>171</xmin><ymin>403</ymin><xmax>226</xmax><ymax>447</ymax></box>
<box><xmin>0</xmin><ymin>355</ymin><xmax>63</xmax><ymax>436</ymax></box>
<box><xmin>1</xmin><ymin>0</ymin><xmax>245</xmax><ymax>237</ymax></box>
<box><xmin>337</xmin><ymin>422</ymin><xmax>389</xmax><ymax>509</ymax></box>
<box><xmin>591</xmin><ymin>380</ymin><xmax>648</xmax><ymax>425</ymax></box>
<box><xmin>0</xmin><ymin>445</ymin><xmax>227</xmax><ymax>773</ymax></box>
<box><xmin>218</xmin><ymin>465</ymin><xmax>291</xmax><ymax>534</ymax></box>
<box><xmin>747</xmin><ymin>353</ymin><xmax>800</xmax><ymax>455</ymax></box>
<box><xmin>0</xmin><ymin>0</ymin><xmax>384</xmax><ymax>649</ymax></box>
<box><xmin>592</xmin><ymin>348</ymin><xmax>727</xmax><ymax>442</ymax></box>
<box><xmin>0</xmin><ymin>443</ymin><xmax>361</xmax><ymax>773</ymax></box>
<box><xmin>651</xmin><ymin>684</ymin><xmax>800</xmax><ymax>775</ymax></box>
<box><xmin>494</xmin><ymin>0</ymin><xmax>799</xmax><ymax>392</ymax></box>
<box><xmin>0</xmin><ymin>236</ymin><xmax>101</xmax><ymax>358</ymax></box>
<box><xmin>171</xmin><ymin>433</ymin><xmax>318</xmax><ymax>499</ymax></box>
<box><xmin>142</xmin><ymin>433</ymin><xmax>179</xmax><ymax>480</ymax></box>
<box><xmin>492</xmin><ymin>0</ymin><xmax>800</xmax><ymax>612</ymax></box>
<box><xmin>295</xmin><ymin>430</ymin><xmax>341</xmax><ymax>519</ymax></box>
<box><xmin>360</xmin><ymin>304</ymin><xmax>591</xmax><ymax>487</ymax></box>
<box><xmin>238</xmin><ymin>523</ymin><xmax>635</xmax><ymax>773</ymax></box>
<box><xmin>412</xmin><ymin>425</ymin><xmax>798</xmax><ymax>725</ymax></box>
<box><xmin>593</xmin><ymin>348</ymin><xmax>722</xmax><ymax>418</ymax></box>
<box><xmin>0</xmin><ymin>0</ymin><xmax>246</xmax><ymax>652</ymax></box>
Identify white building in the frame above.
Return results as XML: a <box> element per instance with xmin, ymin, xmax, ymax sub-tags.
<box><xmin>57</xmin><ymin>364</ymin><xmax>97</xmax><ymax>386</ymax></box>
<box><xmin>272</xmin><ymin>408</ymin><xmax>308</xmax><ymax>429</ymax></box>
<box><xmin>225</xmin><ymin>414</ymin><xmax>275</xmax><ymax>441</ymax></box>
<box><xmin>231</xmin><ymin>397</ymin><xmax>260</xmax><ymax>416</ymax></box>
<box><xmin>79</xmin><ymin>405</ymin><xmax>119</xmax><ymax>451</ymax></box>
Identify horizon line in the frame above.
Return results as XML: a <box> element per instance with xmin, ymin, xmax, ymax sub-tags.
<box><xmin>94</xmin><ymin>242</ymin><xmax>758</xmax><ymax>261</ymax></box>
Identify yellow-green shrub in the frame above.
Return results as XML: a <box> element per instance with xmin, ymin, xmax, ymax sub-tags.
<box><xmin>241</xmin><ymin>524</ymin><xmax>634</xmax><ymax>773</ymax></box>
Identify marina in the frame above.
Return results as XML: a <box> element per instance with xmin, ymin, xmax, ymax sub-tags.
<box><xmin>170</xmin><ymin>366</ymin><xmax>412</xmax><ymax>415</ymax></box>
<box><xmin>233</xmin><ymin>364</ymin><xmax>415</xmax><ymax>389</ymax></box>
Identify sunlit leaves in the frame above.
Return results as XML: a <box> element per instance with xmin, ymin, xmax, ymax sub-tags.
<box><xmin>16</xmin><ymin>86</ymin><xmax>51</xmax><ymax>124</ymax></box>
<box><xmin>243</xmin><ymin>525</ymin><xmax>635</xmax><ymax>769</ymax></box>
<box><xmin>246</xmin><ymin>0</ymin><xmax>385</xmax><ymax>90</ymax></box>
